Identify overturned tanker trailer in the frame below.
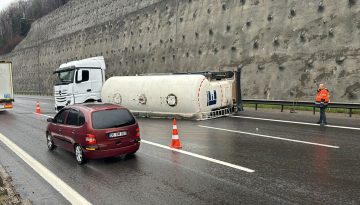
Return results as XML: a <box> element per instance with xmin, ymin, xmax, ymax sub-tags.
<box><xmin>101</xmin><ymin>71</ymin><xmax>242</xmax><ymax>120</ymax></box>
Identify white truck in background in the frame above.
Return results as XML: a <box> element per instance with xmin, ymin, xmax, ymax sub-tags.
<box><xmin>0</xmin><ymin>61</ymin><xmax>14</xmax><ymax>111</ymax></box>
<box><xmin>53</xmin><ymin>56</ymin><xmax>240</xmax><ymax>120</ymax></box>
<box><xmin>54</xmin><ymin>56</ymin><xmax>106</xmax><ymax>111</ymax></box>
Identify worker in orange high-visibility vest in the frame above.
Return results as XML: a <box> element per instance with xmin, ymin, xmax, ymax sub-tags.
<box><xmin>315</xmin><ymin>84</ymin><xmax>330</xmax><ymax>125</ymax></box>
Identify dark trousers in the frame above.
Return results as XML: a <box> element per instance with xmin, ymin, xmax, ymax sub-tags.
<box><xmin>319</xmin><ymin>105</ymin><xmax>327</xmax><ymax>123</ymax></box>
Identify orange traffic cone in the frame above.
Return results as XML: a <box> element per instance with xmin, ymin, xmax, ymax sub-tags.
<box><xmin>170</xmin><ymin>119</ymin><xmax>182</xmax><ymax>149</ymax></box>
<box><xmin>35</xmin><ymin>101</ymin><xmax>41</xmax><ymax>114</ymax></box>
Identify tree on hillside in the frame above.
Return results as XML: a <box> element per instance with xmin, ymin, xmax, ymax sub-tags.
<box><xmin>0</xmin><ymin>0</ymin><xmax>70</xmax><ymax>55</ymax></box>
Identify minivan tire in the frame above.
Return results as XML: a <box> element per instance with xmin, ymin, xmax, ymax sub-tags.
<box><xmin>75</xmin><ymin>144</ymin><xmax>86</xmax><ymax>165</ymax></box>
<box><xmin>46</xmin><ymin>134</ymin><xmax>56</xmax><ymax>151</ymax></box>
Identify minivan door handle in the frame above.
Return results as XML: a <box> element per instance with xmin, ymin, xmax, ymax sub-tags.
<box><xmin>87</xmin><ymin>89</ymin><xmax>92</xmax><ymax>92</ymax></box>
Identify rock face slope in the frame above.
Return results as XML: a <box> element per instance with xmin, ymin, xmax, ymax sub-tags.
<box><xmin>1</xmin><ymin>0</ymin><xmax>359</xmax><ymax>101</ymax></box>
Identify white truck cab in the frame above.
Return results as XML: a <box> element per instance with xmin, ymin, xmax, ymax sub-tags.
<box><xmin>54</xmin><ymin>56</ymin><xmax>106</xmax><ymax>112</ymax></box>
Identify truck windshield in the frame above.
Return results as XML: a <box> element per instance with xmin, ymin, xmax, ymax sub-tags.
<box><xmin>55</xmin><ymin>70</ymin><xmax>75</xmax><ymax>85</ymax></box>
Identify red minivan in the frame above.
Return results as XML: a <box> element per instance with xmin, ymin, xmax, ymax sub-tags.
<box><xmin>46</xmin><ymin>103</ymin><xmax>141</xmax><ymax>164</ymax></box>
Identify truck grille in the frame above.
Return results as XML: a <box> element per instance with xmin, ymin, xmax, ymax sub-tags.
<box><xmin>54</xmin><ymin>92</ymin><xmax>70</xmax><ymax>102</ymax></box>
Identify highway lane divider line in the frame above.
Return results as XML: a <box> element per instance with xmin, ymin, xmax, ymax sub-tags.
<box><xmin>0</xmin><ymin>133</ymin><xmax>92</xmax><ymax>205</ymax></box>
<box><xmin>231</xmin><ymin>116</ymin><xmax>360</xmax><ymax>131</ymax></box>
<box><xmin>199</xmin><ymin>125</ymin><xmax>340</xmax><ymax>149</ymax></box>
<box><xmin>33</xmin><ymin>113</ymin><xmax>54</xmax><ymax>118</ymax></box>
<box><xmin>36</xmin><ymin>102</ymin><xmax>51</xmax><ymax>105</ymax></box>
<box><xmin>141</xmin><ymin>139</ymin><xmax>255</xmax><ymax>173</ymax></box>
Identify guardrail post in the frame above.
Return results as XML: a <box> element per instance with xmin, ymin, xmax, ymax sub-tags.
<box><xmin>313</xmin><ymin>107</ymin><xmax>315</xmax><ymax>115</ymax></box>
<box><xmin>349</xmin><ymin>108</ymin><xmax>352</xmax><ymax>118</ymax></box>
<box><xmin>255</xmin><ymin>104</ymin><xmax>258</xmax><ymax>111</ymax></box>
<box><xmin>281</xmin><ymin>105</ymin><xmax>284</xmax><ymax>112</ymax></box>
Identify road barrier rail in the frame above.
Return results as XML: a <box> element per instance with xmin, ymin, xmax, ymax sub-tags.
<box><xmin>15</xmin><ymin>91</ymin><xmax>53</xmax><ymax>96</ymax></box>
<box><xmin>242</xmin><ymin>99</ymin><xmax>360</xmax><ymax>117</ymax></box>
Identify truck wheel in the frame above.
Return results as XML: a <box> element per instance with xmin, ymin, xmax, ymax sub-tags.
<box><xmin>46</xmin><ymin>134</ymin><xmax>56</xmax><ymax>151</ymax></box>
<box><xmin>75</xmin><ymin>144</ymin><xmax>86</xmax><ymax>165</ymax></box>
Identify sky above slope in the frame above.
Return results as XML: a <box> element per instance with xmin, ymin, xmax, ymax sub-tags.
<box><xmin>0</xmin><ymin>0</ymin><xmax>17</xmax><ymax>11</ymax></box>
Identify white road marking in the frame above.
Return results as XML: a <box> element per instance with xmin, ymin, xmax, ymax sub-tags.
<box><xmin>231</xmin><ymin>116</ymin><xmax>360</xmax><ymax>131</ymax></box>
<box><xmin>141</xmin><ymin>139</ymin><xmax>255</xmax><ymax>173</ymax></box>
<box><xmin>0</xmin><ymin>133</ymin><xmax>92</xmax><ymax>205</ymax></box>
<box><xmin>37</xmin><ymin>102</ymin><xmax>50</xmax><ymax>105</ymax></box>
<box><xmin>199</xmin><ymin>125</ymin><xmax>340</xmax><ymax>149</ymax></box>
<box><xmin>33</xmin><ymin>113</ymin><xmax>54</xmax><ymax>118</ymax></box>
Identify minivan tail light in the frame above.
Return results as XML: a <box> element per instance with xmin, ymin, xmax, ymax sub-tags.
<box><xmin>85</xmin><ymin>134</ymin><xmax>97</xmax><ymax>145</ymax></box>
<box><xmin>136</xmin><ymin>127</ymin><xmax>140</xmax><ymax>138</ymax></box>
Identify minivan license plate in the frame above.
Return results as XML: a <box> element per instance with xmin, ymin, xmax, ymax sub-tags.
<box><xmin>109</xmin><ymin>131</ymin><xmax>127</xmax><ymax>138</ymax></box>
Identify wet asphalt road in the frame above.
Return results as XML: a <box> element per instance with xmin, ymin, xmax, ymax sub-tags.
<box><xmin>0</xmin><ymin>96</ymin><xmax>359</xmax><ymax>204</ymax></box>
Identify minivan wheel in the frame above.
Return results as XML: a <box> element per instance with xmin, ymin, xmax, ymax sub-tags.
<box><xmin>46</xmin><ymin>134</ymin><xmax>56</xmax><ymax>151</ymax></box>
<box><xmin>75</xmin><ymin>145</ymin><xmax>86</xmax><ymax>165</ymax></box>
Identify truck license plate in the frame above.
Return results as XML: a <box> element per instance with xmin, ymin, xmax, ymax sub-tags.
<box><xmin>109</xmin><ymin>131</ymin><xmax>127</xmax><ymax>138</ymax></box>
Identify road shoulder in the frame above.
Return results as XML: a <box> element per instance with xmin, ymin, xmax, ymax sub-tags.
<box><xmin>0</xmin><ymin>163</ymin><xmax>31</xmax><ymax>205</ymax></box>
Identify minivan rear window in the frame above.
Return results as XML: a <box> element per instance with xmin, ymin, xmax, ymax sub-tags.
<box><xmin>92</xmin><ymin>109</ymin><xmax>136</xmax><ymax>129</ymax></box>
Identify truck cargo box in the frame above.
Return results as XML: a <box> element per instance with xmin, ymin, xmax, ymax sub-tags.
<box><xmin>0</xmin><ymin>61</ymin><xmax>14</xmax><ymax>111</ymax></box>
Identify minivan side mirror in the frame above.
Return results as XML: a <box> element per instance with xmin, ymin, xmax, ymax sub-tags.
<box><xmin>47</xmin><ymin>118</ymin><xmax>54</xmax><ymax>123</ymax></box>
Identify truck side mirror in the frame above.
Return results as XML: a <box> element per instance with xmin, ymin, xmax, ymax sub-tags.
<box><xmin>76</xmin><ymin>70</ymin><xmax>83</xmax><ymax>83</ymax></box>
<box><xmin>76</xmin><ymin>70</ymin><xmax>89</xmax><ymax>83</ymax></box>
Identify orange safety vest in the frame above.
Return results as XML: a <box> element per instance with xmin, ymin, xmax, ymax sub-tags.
<box><xmin>315</xmin><ymin>89</ymin><xmax>330</xmax><ymax>103</ymax></box>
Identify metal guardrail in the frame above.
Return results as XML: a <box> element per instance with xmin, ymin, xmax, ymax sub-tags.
<box><xmin>243</xmin><ymin>99</ymin><xmax>360</xmax><ymax>117</ymax></box>
<box><xmin>14</xmin><ymin>91</ymin><xmax>53</xmax><ymax>96</ymax></box>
